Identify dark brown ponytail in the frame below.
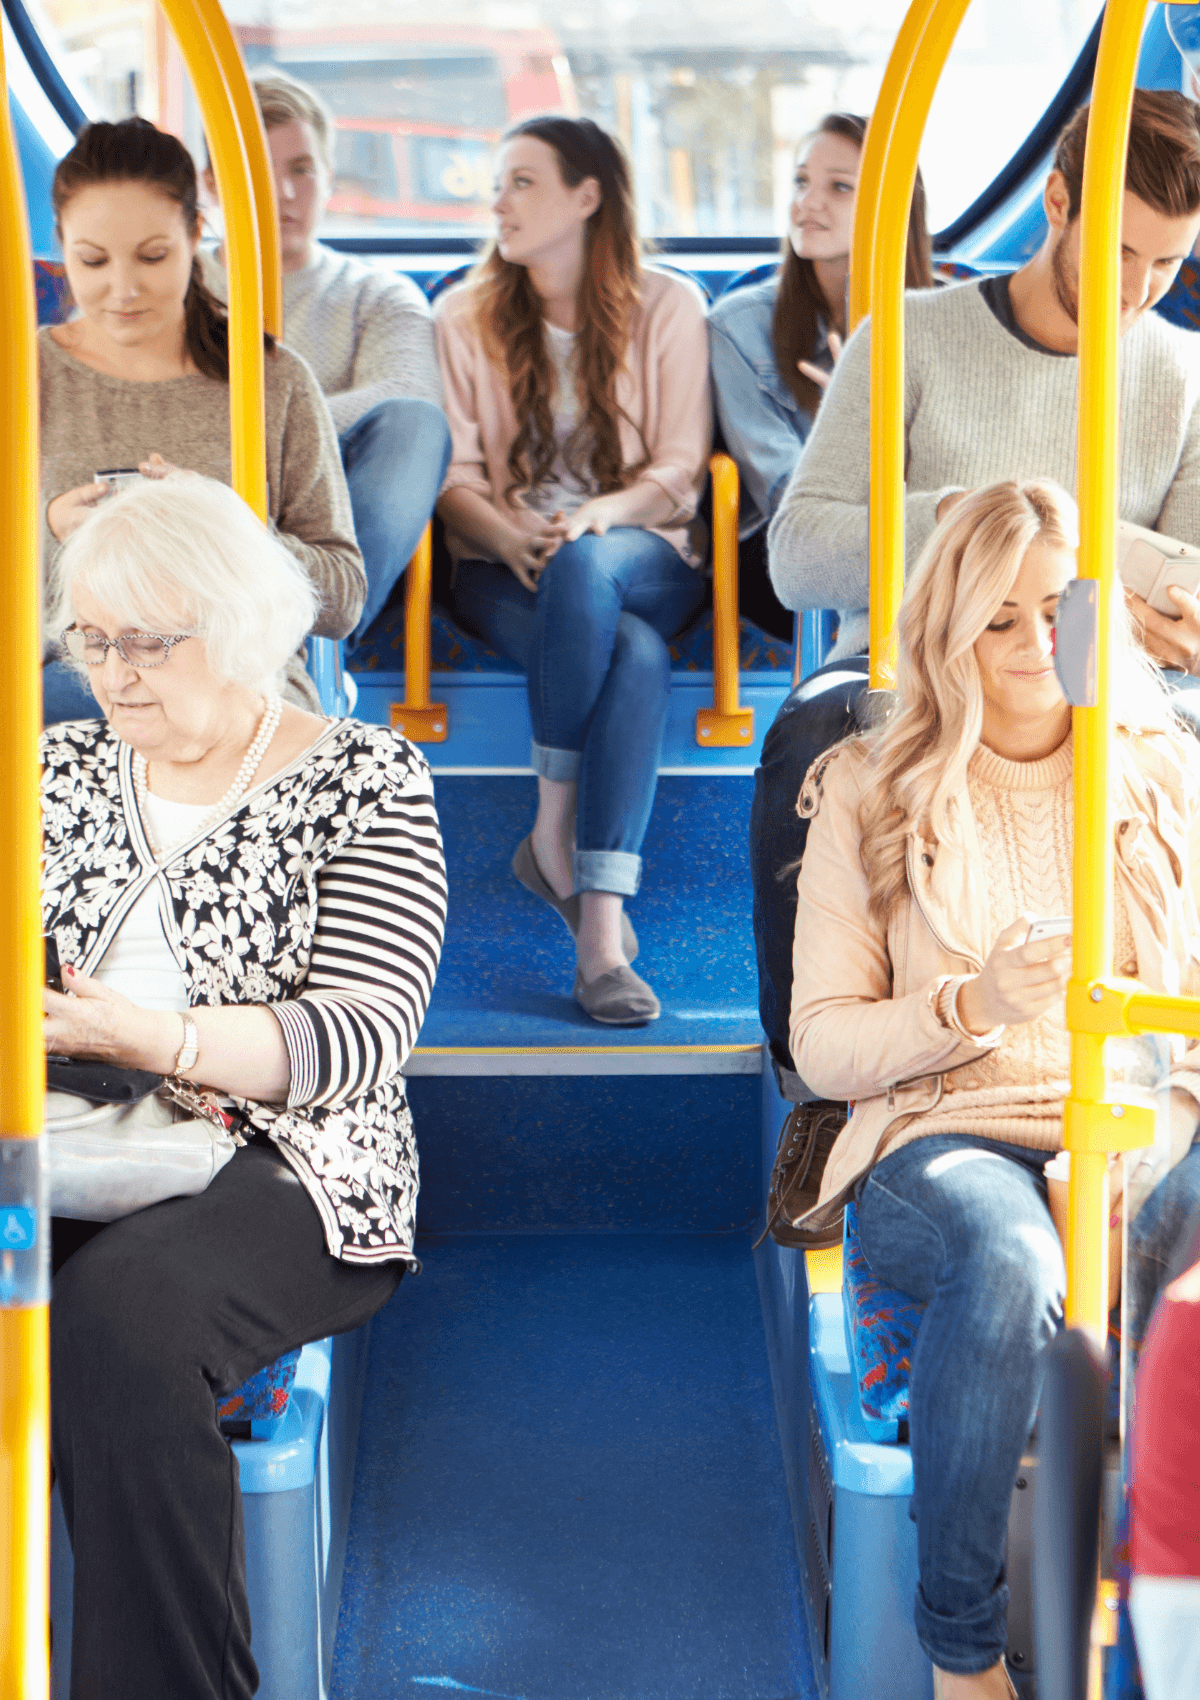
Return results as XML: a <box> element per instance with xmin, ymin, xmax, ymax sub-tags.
<box><xmin>53</xmin><ymin>117</ymin><xmax>274</xmax><ymax>383</ymax></box>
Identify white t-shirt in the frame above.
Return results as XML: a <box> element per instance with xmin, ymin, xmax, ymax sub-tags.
<box><xmin>525</xmin><ymin>323</ymin><xmax>595</xmax><ymax>520</ymax></box>
<box><xmin>93</xmin><ymin>793</ymin><xmax>210</xmax><ymax>1011</ymax></box>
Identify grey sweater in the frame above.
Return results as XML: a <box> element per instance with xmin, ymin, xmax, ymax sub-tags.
<box><xmin>39</xmin><ymin>327</ymin><xmax>365</xmax><ymax>641</ymax></box>
<box><xmin>767</xmin><ymin>279</ymin><xmax>1200</xmax><ymax>661</ymax></box>
<box><xmin>199</xmin><ymin>246</ymin><xmax>443</xmax><ymax>433</ymax></box>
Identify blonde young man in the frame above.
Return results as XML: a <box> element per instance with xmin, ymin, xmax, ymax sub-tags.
<box><xmin>202</xmin><ymin>69</ymin><xmax>451</xmax><ymax>646</ymax></box>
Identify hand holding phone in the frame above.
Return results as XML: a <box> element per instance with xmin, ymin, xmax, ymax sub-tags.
<box><xmin>1023</xmin><ymin>916</ymin><xmax>1072</xmax><ymax>947</ymax></box>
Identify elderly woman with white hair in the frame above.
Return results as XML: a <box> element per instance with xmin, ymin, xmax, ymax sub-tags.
<box><xmin>41</xmin><ymin>471</ymin><xmax>446</xmax><ymax>1700</ymax></box>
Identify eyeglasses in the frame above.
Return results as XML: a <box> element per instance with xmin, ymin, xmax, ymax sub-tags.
<box><xmin>63</xmin><ymin>626</ymin><xmax>193</xmax><ymax>669</ymax></box>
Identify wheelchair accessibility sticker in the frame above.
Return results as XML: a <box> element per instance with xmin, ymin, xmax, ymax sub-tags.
<box><xmin>0</xmin><ymin>1208</ymin><xmax>36</xmax><ymax>1250</ymax></box>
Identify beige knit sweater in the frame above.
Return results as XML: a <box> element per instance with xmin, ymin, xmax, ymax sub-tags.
<box><xmin>38</xmin><ymin>328</ymin><xmax>365</xmax><ymax>641</ymax></box>
<box><xmin>890</xmin><ymin>738</ymin><xmax>1138</xmax><ymax>1155</ymax></box>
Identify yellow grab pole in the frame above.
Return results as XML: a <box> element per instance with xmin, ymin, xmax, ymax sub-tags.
<box><xmin>390</xmin><ymin>525</ymin><xmax>448</xmax><ymax>743</ymax></box>
<box><xmin>189</xmin><ymin>0</ymin><xmax>283</xmax><ymax>338</ymax></box>
<box><xmin>1066</xmin><ymin>0</ymin><xmax>1147</xmax><ymax>1337</ymax></box>
<box><xmin>848</xmin><ymin>0</ymin><xmax>942</xmax><ymax>335</ymax></box>
<box><xmin>156</xmin><ymin>0</ymin><xmax>267</xmax><ymax>520</ymax></box>
<box><xmin>695</xmin><ymin>453</ymin><xmax>754</xmax><ymax>747</ymax></box>
<box><xmin>0</xmin><ymin>21</ymin><xmax>51</xmax><ymax>1699</ymax></box>
<box><xmin>867</xmin><ymin>0</ymin><xmax>973</xmax><ymax>690</ymax></box>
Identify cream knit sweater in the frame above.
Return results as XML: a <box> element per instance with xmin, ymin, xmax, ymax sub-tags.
<box><xmin>890</xmin><ymin>738</ymin><xmax>1137</xmax><ymax>1155</ymax></box>
<box><xmin>768</xmin><ymin>280</ymin><xmax>1200</xmax><ymax>660</ymax></box>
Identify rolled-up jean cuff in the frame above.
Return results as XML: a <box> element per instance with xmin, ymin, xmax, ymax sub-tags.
<box><xmin>574</xmin><ymin>849</ymin><xmax>642</xmax><ymax>898</ymax></box>
<box><xmin>531</xmin><ymin>741</ymin><xmax>582</xmax><ymax>782</ymax></box>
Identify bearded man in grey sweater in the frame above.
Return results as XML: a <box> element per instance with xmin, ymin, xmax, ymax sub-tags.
<box><xmin>203</xmin><ymin>69</ymin><xmax>451</xmax><ymax>648</ymax></box>
<box><xmin>754</xmin><ymin>88</ymin><xmax>1200</xmax><ymax>1096</ymax></box>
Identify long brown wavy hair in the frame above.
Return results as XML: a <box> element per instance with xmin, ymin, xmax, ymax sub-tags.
<box><xmin>53</xmin><ymin>117</ymin><xmax>274</xmax><ymax>384</ymax></box>
<box><xmin>471</xmin><ymin>116</ymin><xmax>645</xmax><ymax>502</ymax></box>
<box><xmin>773</xmin><ymin>113</ymin><xmax>934</xmax><ymax>417</ymax></box>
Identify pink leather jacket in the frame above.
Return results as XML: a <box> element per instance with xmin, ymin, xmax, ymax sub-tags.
<box><xmin>788</xmin><ymin>730</ymin><xmax>1200</xmax><ymax>1238</ymax></box>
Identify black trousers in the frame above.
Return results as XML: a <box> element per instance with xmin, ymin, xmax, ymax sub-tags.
<box><xmin>51</xmin><ymin>1144</ymin><xmax>403</xmax><ymax>1700</ymax></box>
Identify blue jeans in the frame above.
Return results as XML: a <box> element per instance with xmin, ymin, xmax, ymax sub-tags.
<box><xmin>43</xmin><ymin>659</ymin><xmax>100</xmax><ymax>726</ymax></box>
<box><xmin>453</xmin><ymin>530</ymin><xmax>706</xmax><ymax>896</ymax></box>
<box><xmin>856</xmin><ymin>1132</ymin><xmax>1200</xmax><ymax>1674</ymax></box>
<box><xmin>340</xmin><ymin>398</ymin><xmax>451</xmax><ymax>649</ymax></box>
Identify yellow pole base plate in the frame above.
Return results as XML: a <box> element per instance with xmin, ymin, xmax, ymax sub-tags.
<box><xmin>390</xmin><ymin>702</ymin><xmax>449</xmax><ymax>743</ymax></box>
<box><xmin>695</xmin><ymin>707</ymin><xmax>754</xmax><ymax>747</ymax></box>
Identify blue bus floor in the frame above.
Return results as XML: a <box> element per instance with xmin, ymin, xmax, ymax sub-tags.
<box><xmin>422</xmin><ymin>777</ymin><xmax>762</xmax><ymax>1052</ymax></box>
<box><xmin>330</xmin><ymin>1233</ymin><xmax>815</xmax><ymax>1700</ymax></box>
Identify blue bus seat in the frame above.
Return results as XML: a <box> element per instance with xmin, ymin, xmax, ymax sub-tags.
<box><xmin>35</xmin><ymin>257</ymin><xmax>70</xmax><ymax>325</ymax></box>
<box><xmin>307</xmin><ymin>636</ymin><xmax>355</xmax><ymax>716</ymax></box>
<box><xmin>51</xmin><ymin>1323</ymin><xmax>373</xmax><ymax>1700</ymax></box>
<box><xmin>715</xmin><ymin>260</ymin><xmax>780</xmax><ymax>300</ymax></box>
<box><xmin>217</xmin><ymin>1345</ymin><xmax>303</xmax><ymax>1439</ymax></box>
<box><xmin>842</xmin><ymin>1200</ymin><xmax>923</xmax><ymax>1443</ymax></box>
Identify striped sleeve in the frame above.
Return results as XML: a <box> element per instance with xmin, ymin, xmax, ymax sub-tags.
<box><xmin>271</xmin><ymin>771</ymin><xmax>446</xmax><ymax>1109</ymax></box>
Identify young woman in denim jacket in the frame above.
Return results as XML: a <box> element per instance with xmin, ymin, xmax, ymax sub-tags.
<box><xmin>708</xmin><ymin>114</ymin><xmax>933</xmax><ymax>592</ymax></box>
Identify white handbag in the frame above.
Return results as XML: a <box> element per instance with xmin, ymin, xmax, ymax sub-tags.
<box><xmin>44</xmin><ymin>1086</ymin><xmax>241</xmax><ymax>1222</ymax></box>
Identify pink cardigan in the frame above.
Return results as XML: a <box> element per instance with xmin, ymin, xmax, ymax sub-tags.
<box><xmin>434</xmin><ymin>267</ymin><xmax>713</xmax><ymax>568</ymax></box>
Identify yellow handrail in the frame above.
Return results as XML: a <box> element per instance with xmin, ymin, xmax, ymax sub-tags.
<box><xmin>391</xmin><ymin>524</ymin><xmax>447</xmax><ymax>743</ymax></box>
<box><xmin>866</xmin><ymin>0</ymin><xmax>973</xmax><ymax>690</ymax></box>
<box><xmin>847</xmin><ymin>0</ymin><xmax>943</xmax><ymax>335</ymax></box>
<box><xmin>156</xmin><ymin>0</ymin><xmax>266</xmax><ymax>520</ymax></box>
<box><xmin>189</xmin><ymin>0</ymin><xmax>283</xmax><ymax>338</ymax></box>
<box><xmin>1065</xmin><ymin>0</ymin><xmax>1155</xmax><ymax>1338</ymax></box>
<box><xmin>696</xmin><ymin>452</ymin><xmax>754</xmax><ymax>747</ymax></box>
<box><xmin>0</xmin><ymin>16</ymin><xmax>50</xmax><ymax>1696</ymax></box>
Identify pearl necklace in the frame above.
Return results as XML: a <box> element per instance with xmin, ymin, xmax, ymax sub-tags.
<box><xmin>133</xmin><ymin>694</ymin><xmax>283</xmax><ymax>861</ymax></box>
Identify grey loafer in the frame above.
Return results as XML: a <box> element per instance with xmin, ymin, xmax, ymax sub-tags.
<box><xmin>573</xmin><ymin>964</ymin><xmax>661</xmax><ymax>1026</ymax></box>
<box><xmin>512</xmin><ymin>836</ymin><xmax>638</xmax><ymax>962</ymax></box>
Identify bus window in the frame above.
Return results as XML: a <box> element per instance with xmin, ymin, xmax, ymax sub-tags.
<box><xmin>30</xmin><ymin>0</ymin><xmax>1101</xmax><ymax>240</ymax></box>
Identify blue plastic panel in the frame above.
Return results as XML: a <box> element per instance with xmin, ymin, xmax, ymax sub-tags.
<box><xmin>808</xmin><ymin>1293</ymin><xmax>915</xmax><ymax>1498</ymax></box>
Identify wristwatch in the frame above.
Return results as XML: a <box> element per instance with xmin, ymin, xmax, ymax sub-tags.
<box><xmin>173</xmin><ymin>1014</ymin><xmax>199</xmax><ymax>1075</ymax></box>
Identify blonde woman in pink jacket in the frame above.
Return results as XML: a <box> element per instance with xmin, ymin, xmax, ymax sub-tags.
<box><xmin>435</xmin><ymin>116</ymin><xmax>711</xmax><ymax>1026</ymax></box>
<box><xmin>789</xmin><ymin>479</ymin><xmax>1200</xmax><ymax>1700</ymax></box>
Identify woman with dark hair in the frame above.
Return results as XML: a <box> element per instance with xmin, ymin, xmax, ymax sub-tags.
<box><xmin>39</xmin><ymin>117</ymin><xmax>364</xmax><ymax>721</ymax></box>
<box><xmin>435</xmin><ymin>115</ymin><xmax>712</xmax><ymax>1025</ymax></box>
<box><xmin>708</xmin><ymin>112</ymin><xmax>933</xmax><ymax>628</ymax></box>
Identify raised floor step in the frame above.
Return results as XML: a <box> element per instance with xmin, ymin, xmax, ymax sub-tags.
<box><xmin>411</xmin><ymin>774</ymin><xmax>762</xmax><ymax>1060</ymax></box>
<box><xmin>330</xmin><ymin>1233</ymin><xmax>816</xmax><ymax>1700</ymax></box>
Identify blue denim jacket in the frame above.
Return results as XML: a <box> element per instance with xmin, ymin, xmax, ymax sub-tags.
<box><xmin>708</xmin><ymin>275</ymin><xmax>830</xmax><ymax>537</ymax></box>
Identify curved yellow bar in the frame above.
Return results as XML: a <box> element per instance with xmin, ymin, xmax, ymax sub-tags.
<box><xmin>696</xmin><ymin>452</ymin><xmax>754</xmax><ymax>747</ymax></box>
<box><xmin>1066</xmin><ymin>0</ymin><xmax>1146</xmax><ymax>1337</ymax></box>
<box><xmin>190</xmin><ymin>0</ymin><xmax>283</xmax><ymax>337</ymax></box>
<box><xmin>157</xmin><ymin>0</ymin><xmax>267</xmax><ymax>521</ymax></box>
<box><xmin>0</xmin><ymin>21</ymin><xmax>50</xmax><ymax>1694</ymax></box>
<box><xmin>848</xmin><ymin>0</ymin><xmax>942</xmax><ymax>334</ymax></box>
<box><xmin>867</xmin><ymin>0</ymin><xmax>973</xmax><ymax>689</ymax></box>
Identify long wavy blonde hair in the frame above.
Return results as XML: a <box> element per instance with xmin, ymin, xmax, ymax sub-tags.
<box><xmin>857</xmin><ymin>478</ymin><xmax>1180</xmax><ymax>924</ymax></box>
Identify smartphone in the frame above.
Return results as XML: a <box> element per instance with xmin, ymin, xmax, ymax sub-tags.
<box><xmin>1024</xmin><ymin>916</ymin><xmax>1072</xmax><ymax>946</ymax></box>
<box><xmin>1117</xmin><ymin>519</ymin><xmax>1200</xmax><ymax>619</ymax></box>
<box><xmin>95</xmin><ymin>468</ymin><xmax>143</xmax><ymax>498</ymax></box>
<box><xmin>44</xmin><ymin>934</ymin><xmax>63</xmax><ymax>993</ymax></box>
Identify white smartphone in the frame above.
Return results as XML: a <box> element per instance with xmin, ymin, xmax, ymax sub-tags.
<box><xmin>95</xmin><ymin>467</ymin><xmax>143</xmax><ymax>497</ymax></box>
<box><xmin>1024</xmin><ymin>916</ymin><xmax>1072</xmax><ymax>946</ymax></box>
<box><xmin>1117</xmin><ymin>519</ymin><xmax>1200</xmax><ymax>618</ymax></box>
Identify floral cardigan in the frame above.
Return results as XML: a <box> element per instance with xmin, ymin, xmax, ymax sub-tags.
<box><xmin>41</xmin><ymin>717</ymin><xmax>447</xmax><ymax>1267</ymax></box>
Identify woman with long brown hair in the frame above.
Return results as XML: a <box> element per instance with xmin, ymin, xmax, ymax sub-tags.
<box><xmin>39</xmin><ymin>117</ymin><xmax>363</xmax><ymax>723</ymax></box>
<box><xmin>708</xmin><ymin>112</ymin><xmax>933</xmax><ymax>604</ymax></box>
<box><xmin>436</xmin><ymin>115</ymin><xmax>711</xmax><ymax>1025</ymax></box>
